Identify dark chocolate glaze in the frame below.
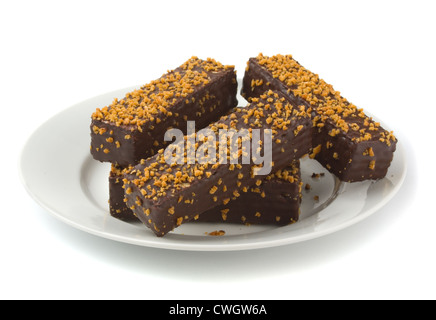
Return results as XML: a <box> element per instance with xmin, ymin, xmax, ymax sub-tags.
<box><xmin>196</xmin><ymin>162</ymin><xmax>302</xmax><ymax>225</ymax></box>
<box><xmin>109</xmin><ymin>165</ymin><xmax>138</xmax><ymax>221</ymax></box>
<box><xmin>241</xmin><ymin>57</ymin><xmax>397</xmax><ymax>182</ymax></box>
<box><xmin>109</xmin><ymin>162</ymin><xmax>302</xmax><ymax>226</ymax></box>
<box><xmin>91</xmin><ymin>66</ymin><xmax>238</xmax><ymax>167</ymax></box>
<box><xmin>123</xmin><ymin>91</ymin><xmax>313</xmax><ymax>236</ymax></box>
<box><xmin>312</xmin><ymin>119</ymin><xmax>396</xmax><ymax>181</ymax></box>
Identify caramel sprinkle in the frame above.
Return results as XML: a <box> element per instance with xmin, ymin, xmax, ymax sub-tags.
<box><xmin>207</xmin><ymin>230</ymin><xmax>226</xmax><ymax>236</ymax></box>
<box><xmin>221</xmin><ymin>209</ymin><xmax>229</xmax><ymax>221</ymax></box>
<box><xmin>176</xmin><ymin>217</ymin><xmax>183</xmax><ymax>226</ymax></box>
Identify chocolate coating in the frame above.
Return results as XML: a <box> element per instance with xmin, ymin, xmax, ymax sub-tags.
<box><xmin>196</xmin><ymin>161</ymin><xmax>302</xmax><ymax>225</ymax></box>
<box><xmin>242</xmin><ymin>55</ymin><xmax>397</xmax><ymax>182</ymax></box>
<box><xmin>123</xmin><ymin>90</ymin><xmax>312</xmax><ymax>236</ymax></box>
<box><xmin>109</xmin><ymin>165</ymin><xmax>138</xmax><ymax>221</ymax></box>
<box><xmin>109</xmin><ymin>162</ymin><xmax>302</xmax><ymax>226</ymax></box>
<box><xmin>91</xmin><ymin>58</ymin><xmax>238</xmax><ymax>167</ymax></box>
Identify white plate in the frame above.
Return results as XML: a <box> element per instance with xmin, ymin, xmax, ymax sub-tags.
<box><xmin>19</xmin><ymin>85</ymin><xmax>407</xmax><ymax>251</ymax></box>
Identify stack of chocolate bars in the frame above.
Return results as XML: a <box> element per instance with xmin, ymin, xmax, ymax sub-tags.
<box><xmin>90</xmin><ymin>54</ymin><xmax>397</xmax><ymax>237</ymax></box>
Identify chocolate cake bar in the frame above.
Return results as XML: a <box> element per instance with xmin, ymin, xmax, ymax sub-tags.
<box><xmin>196</xmin><ymin>161</ymin><xmax>302</xmax><ymax>225</ymax></box>
<box><xmin>109</xmin><ymin>164</ymin><xmax>137</xmax><ymax>221</ymax></box>
<box><xmin>242</xmin><ymin>54</ymin><xmax>397</xmax><ymax>182</ymax></box>
<box><xmin>109</xmin><ymin>162</ymin><xmax>302</xmax><ymax>225</ymax></box>
<box><xmin>91</xmin><ymin>57</ymin><xmax>238</xmax><ymax>167</ymax></box>
<box><xmin>123</xmin><ymin>90</ymin><xmax>312</xmax><ymax>236</ymax></box>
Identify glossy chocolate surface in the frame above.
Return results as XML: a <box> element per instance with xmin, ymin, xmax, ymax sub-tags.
<box><xmin>123</xmin><ymin>91</ymin><xmax>312</xmax><ymax>236</ymax></box>
<box><xmin>241</xmin><ymin>56</ymin><xmax>397</xmax><ymax>182</ymax></box>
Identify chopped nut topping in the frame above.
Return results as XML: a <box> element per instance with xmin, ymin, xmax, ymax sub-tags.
<box><xmin>207</xmin><ymin>230</ymin><xmax>226</xmax><ymax>236</ymax></box>
<box><xmin>309</xmin><ymin>144</ymin><xmax>322</xmax><ymax>159</ymax></box>
<box><xmin>254</xmin><ymin>53</ymin><xmax>396</xmax><ymax>145</ymax></box>
<box><xmin>92</xmin><ymin>57</ymin><xmax>234</xmax><ymax>131</ymax></box>
<box><xmin>176</xmin><ymin>217</ymin><xmax>183</xmax><ymax>226</ymax></box>
<box><xmin>123</xmin><ymin>91</ymin><xmax>309</xmax><ymax>206</ymax></box>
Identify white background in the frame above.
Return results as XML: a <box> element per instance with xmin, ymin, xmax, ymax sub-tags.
<box><xmin>1</xmin><ymin>0</ymin><xmax>435</xmax><ymax>300</ymax></box>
